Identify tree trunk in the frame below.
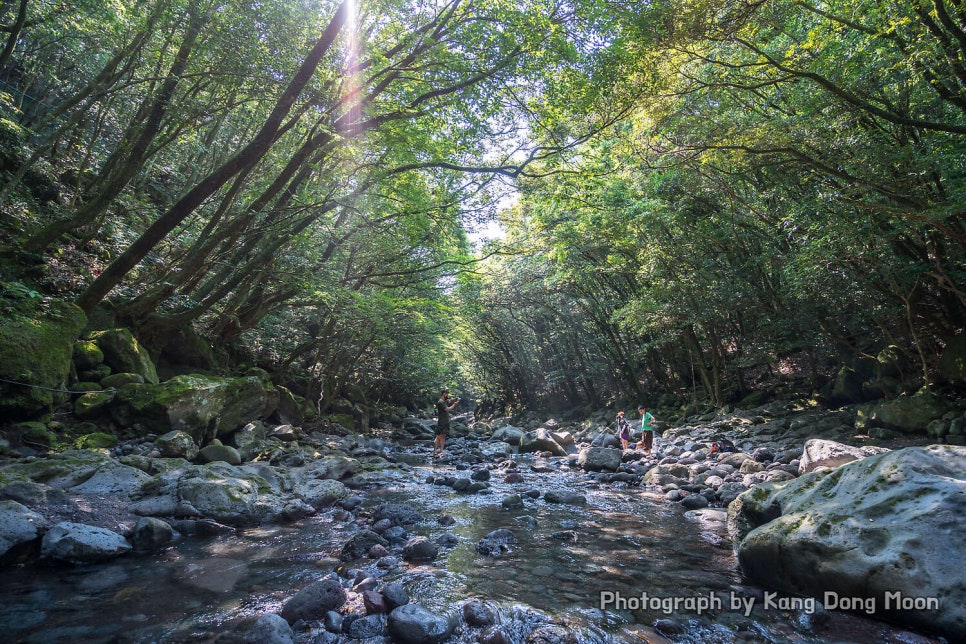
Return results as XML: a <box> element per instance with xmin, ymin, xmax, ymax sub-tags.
<box><xmin>26</xmin><ymin>2</ymin><xmax>204</xmax><ymax>251</ymax></box>
<box><xmin>73</xmin><ymin>0</ymin><xmax>349</xmax><ymax>314</ymax></box>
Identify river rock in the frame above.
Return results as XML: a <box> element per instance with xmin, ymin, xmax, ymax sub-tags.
<box><xmin>72</xmin><ymin>340</ymin><xmax>104</xmax><ymax>371</ymax></box>
<box><xmin>526</xmin><ymin>624</ymin><xmax>578</xmax><ymax>644</ymax></box>
<box><xmin>67</xmin><ymin>459</ymin><xmax>152</xmax><ymax>496</ymax></box>
<box><xmin>300</xmin><ymin>455</ymin><xmax>360</xmax><ymax>481</ymax></box>
<box><xmin>642</xmin><ymin>463</ymin><xmax>690</xmax><ymax>486</ymax></box>
<box><xmin>729</xmin><ymin>445</ymin><xmax>966</xmax><ymax>640</ymax></box>
<box><xmin>40</xmin><ymin>521</ymin><xmax>132</xmax><ymax>564</ymax></box>
<box><xmin>280</xmin><ymin>578</ymin><xmax>347</xmax><ymax>624</ymax></box>
<box><xmin>576</xmin><ymin>447</ymin><xmax>621</xmax><ymax>472</ymax></box>
<box><xmin>130</xmin><ymin>517</ymin><xmax>176</xmax><ymax>551</ymax></box>
<box><xmin>342</xmin><ymin>530</ymin><xmax>389</xmax><ymax>560</ymax></box>
<box><xmin>680</xmin><ymin>494</ymin><xmax>709</xmax><ymax>510</ymax></box>
<box><xmin>177</xmin><ymin>467</ymin><xmax>260</xmax><ymax>524</ymax></box>
<box><xmin>73</xmin><ymin>390</ymin><xmax>115</xmax><ymax>420</ymax></box>
<box><xmin>0</xmin><ymin>298</ymin><xmax>86</xmax><ymax>420</ymax></box>
<box><xmin>109</xmin><ymin>373</ymin><xmax>272</xmax><ymax>443</ymax></box>
<box><xmin>0</xmin><ymin>500</ymin><xmax>49</xmax><ymax>556</ymax></box>
<box><xmin>382</xmin><ymin>581</ymin><xmax>410</xmax><ymax>609</ymax></box>
<box><xmin>349</xmin><ymin>614</ymin><xmax>387</xmax><ymax>638</ymax></box>
<box><xmin>475</xmin><ymin>528</ymin><xmax>517</xmax><ymax>557</ymax></box>
<box><xmin>798</xmin><ymin>439</ymin><xmax>890</xmax><ymax>474</ymax></box>
<box><xmin>372</xmin><ymin>502</ymin><xmax>423</xmax><ymax>527</ymax></box>
<box><xmin>155</xmin><ymin>430</ymin><xmax>199</xmax><ymax>460</ymax></box>
<box><xmin>247</xmin><ymin>613</ymin><xmax>294</xmax><ymax>644</ymax></box>
<box><xmin>387</xmin><ymin>603</ymin><xmax>456</xmax><ymax>643</ymax></box>
<box><xmin>462</xmin><ymin>599</ymin><xmax>498</xmax><ymax>627</ymax></box>
<box><xmin>403</xmin><ymin>535</ymin><xmax>438</xmax><ymax>562</ymax></box>
<box><xmin>294</xmin><ymin>478</ymin><xmax>347</xmax><ymax>509</ymax></box>
<box><xmin>199</xmin><ymin>441</ymin><xmax>242</xmax><ymax>465</ymax></box>
<box><xmin>543</xmin><ymin>490</ymin><xmax>586</xmax><ymax>506</ymax></box>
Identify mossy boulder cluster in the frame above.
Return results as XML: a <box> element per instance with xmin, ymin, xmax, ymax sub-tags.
<box><xmin>729</xmin><ymin>444</ymin><xmax>966</xmax><ymax>640</ymax></box>
<box><xmin>0</xmin><ymin>298</ymin><xmax>86</xmax><ymax>420</ymax></box>
<box><xmin>0</xmin><ymin>297</ymin><xmax>335</xmax><ymax>452</ymax></box>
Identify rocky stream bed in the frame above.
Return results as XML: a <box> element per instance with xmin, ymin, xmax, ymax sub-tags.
<box><xmin>1</xmin><ymin>398</ymin><xmax>964</xmax><ymax>644</ymax></box>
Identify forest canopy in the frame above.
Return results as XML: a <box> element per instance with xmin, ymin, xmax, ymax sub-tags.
<box><xmin>0</xmin><ymin>0</ymin><xmax>963</xmax><ymax>417</ymax></box>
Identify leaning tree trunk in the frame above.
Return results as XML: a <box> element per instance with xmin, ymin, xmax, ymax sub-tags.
<box><xmin>73</xmin><ymin>1</ymin><xmax>350</xmax><ymax>314</ymax></box>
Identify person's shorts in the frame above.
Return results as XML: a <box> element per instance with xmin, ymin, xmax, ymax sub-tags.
<box><xmin>435</xmin><ymin>425</ymin><xmax>448</xmax><ymax>436</ymax></box>
<box><xmin>640</xmin><ymin>431</ymin><xmax>654</xmax><ymax>450</ymax></box>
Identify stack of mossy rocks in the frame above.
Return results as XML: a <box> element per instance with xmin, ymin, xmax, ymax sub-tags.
<box><xmin>0</xmin><ymin>297</ymin><xmax>319</xmax><ymax>455</ymax></box>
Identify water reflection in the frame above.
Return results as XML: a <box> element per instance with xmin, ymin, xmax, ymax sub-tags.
<box><xmin>0</xmin><ymin>455</ymin><xmax>944</xmax><ymax>643</ymax></box>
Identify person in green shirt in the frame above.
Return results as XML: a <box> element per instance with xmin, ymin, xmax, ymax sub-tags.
<box><xmin>636</xmin><ymin>404</ymin><xmax>655</xmax><ymax>455</ymax></box>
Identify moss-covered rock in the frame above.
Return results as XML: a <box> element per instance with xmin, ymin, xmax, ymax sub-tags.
<box><xmin>154</xmin><ymin>430</ymin><xmax>199</xmax><ymax>460</ymax></box>
<box><xmin>109</xmin><ymin>373</ymin><xmax>273</xmax><ymax>442</ymax></box>
<box><xmin>74</xmin><ymin>432</ymin><xmax>117</xmax><ymax>449</ymax></box>
<box><xmin>72</xmin><ymin>340</ymin><xmax>104</xmax><ymax>371</ymax></box>
<box><xmin>91</xmin><ymin>328</ymin><xmax>158</xmax><ymax>384</ymax></box>
<box><xmin>14</xmin><ymin>421</ymin><xmax>56</xmax><ymax>449</ymax></box>
<box><xmin>866</xmin><ymin>391</ymin><xmax>953</xmax><ymax>433</ymax></box>
<box><xmin>199</xmin><ymin>440</ymin><xmax>242</xmax><ymax>465</ymax></box>
<box><xmin>730</xmin><ymin>445</ymin><xmax>966</xmax><ymax>641</ymax></box>
<box><xmin>100</xmin><ymin>372</ymin><xmax>145</xmax><ymax>388</ymax></box>
<box><xmin>274</xmin><ymin>385</ymin><xmax>304</xmax><ymax>424</ymax></box>
<box><xmin>79</xmin><ymin>364</ymin><xmax>112</xmax><ymax>382</ymax></box>
<box><xmin>73</xmin><ymin>390</ymin><xmax>116</xmax><ymax>420</ymax></box>
<box><xmin>0</xmin><ymin>297</ymin><xmax>87</xmax><ymax>420</ymax></box>
<box><xmin>0</xmin><ymin>449</ymin><xmax>112</xmax><ymax>489</ymax></box>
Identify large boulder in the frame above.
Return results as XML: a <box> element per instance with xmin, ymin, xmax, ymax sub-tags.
<box><xmin>66</xmin><ymin>460</ymin><xmax>152</xmax><ymax>499</ymax></box>
<box><xmin>864</xmin><ymin>391</ymin><xmax>954</xmax><ymax>433</ymax></box>
<box><xmin>0</xmin><ymin>499</ymin><xmax>49</xmax><ymax>557</ymax></box>
<box><xmin>174</xmin><ymin>463</ymin><xmax>281</xmax><ymax>525</ymax></box>
<box><xmin>109</xmin><ymin>373</ymin><xmax>273</xmax><ymax>442</ymax></box>
<box><xmin>490</xmin><ymin>426</ymin><xmax>526</xmax><ymax>444</ymax></box>
<box><xmin>40</xmin><ymin>521</ymin><xmax>131</xmax><ymax>564</ymax></box>
<box><xmin>91</xmin><ymin>328</ymin><xmax>159</xmax><ymax>384</ymax></box>
<box><xmin>729</xmin><ymin>445</ymin><xmax>966</xmax><ymax>641</ymax></box>
<box><xmin>798</xmin><ymin>439</ymin><xmax>890</xmax><ymax>474</ymax></box>
<box><xmin>826</xmin><ymin>366</ymin><xmax>868</xmax><ymax>405</ymax></box>
<box><xmin>939</xmin><ymin>333</ymin><xmax>966</xmax><ymax>385</ymax></box>
<box><xmin>576</xmin><ymin>447</ymin><xmax>622</xmax><ymax>472</ymax></box>
<box><xmin>0</xmin><ymin>298</ymin><xmax>86</xmax><ymax>420</ymax></box>
<box><xmin>518</xmin><ymin>428</ymin><xmax>568</xmax><ymax>457</ymax></box>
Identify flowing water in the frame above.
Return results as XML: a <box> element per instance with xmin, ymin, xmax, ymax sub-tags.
<box><xmin>0</xmin><ymin>453</ymin><xmax>943</xmax><ymax>643</ymax></box>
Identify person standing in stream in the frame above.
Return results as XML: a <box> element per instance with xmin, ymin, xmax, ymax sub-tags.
<box><xmin>636</xmin><ymin>404</ymin><xmax>656</xmax><ymax>455</ymax></box>
<box><xmin>433</xmin><ymin>389</ymin><xmax>459</xmax><ymax>458</ymax></box>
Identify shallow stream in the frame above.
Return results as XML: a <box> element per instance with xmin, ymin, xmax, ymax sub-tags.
<box><xmin>0</xmin><ymin>454</ymin><xmax>942</xmax><ymax>643</ymax></box>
